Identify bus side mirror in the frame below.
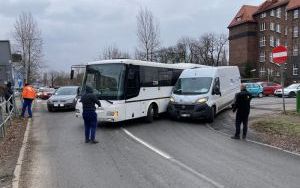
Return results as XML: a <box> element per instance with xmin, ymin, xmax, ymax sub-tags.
<box><xmin>70</xmin><ymin>70</ymin><xmax>74</xmax><ymax>80</ymax></box>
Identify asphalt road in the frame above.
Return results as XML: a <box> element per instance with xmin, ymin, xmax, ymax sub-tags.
<box><xmin>20</xmin><ymin>99</ymin><xmax>300</xmax><ymax>188</ymax></box>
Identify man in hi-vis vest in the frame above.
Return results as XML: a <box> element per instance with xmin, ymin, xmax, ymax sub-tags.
<box><xmin>21</xmin><ymin>83</ymin><xmax>36</xmax><ymax>118</ymax></box>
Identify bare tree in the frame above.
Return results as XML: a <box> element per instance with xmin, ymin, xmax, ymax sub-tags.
<box><xmin>13</xmin><ymin>12</ymin><xmax>43</xmax><ymax>83</ymax></box>
<box><xmin>100</xmin><ymin>45</ymin><xmax>130</xmax><ymax>60</ymax></box>
<box><xmin>136</xmin><ymin>7</ymin><xmax>160</xmax><ymax>61</ymax></box>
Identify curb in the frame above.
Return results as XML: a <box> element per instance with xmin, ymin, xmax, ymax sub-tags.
<box><xmin>12</xmin><ymin>118</ymin><xmax>31</xmax><ymax>188</ymax></box>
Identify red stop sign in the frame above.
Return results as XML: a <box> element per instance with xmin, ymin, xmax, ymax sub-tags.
<box><xmin>272</xmin><ymin>46</ymin><xmax>287</xmax><ymax>64</ymax></box>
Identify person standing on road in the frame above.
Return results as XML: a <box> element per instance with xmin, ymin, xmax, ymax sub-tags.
<box><xmin>231</xmin><ymin>84</ymin><xmax>252</xmax><ymax>140</ymax></box>
<box><xmin>21</xmin><ymin>83</ymin><xmax>36</xmax><ymax>118</ymax></box>
<box><xmin>4</xmin><ymin>81</ymin><xmax>14</xmax><ymax>113</ymax></box>
<box><xmin>80</xmin><ymin>86</ymin><xmax>101</xmax><ymax>144</ymax></box>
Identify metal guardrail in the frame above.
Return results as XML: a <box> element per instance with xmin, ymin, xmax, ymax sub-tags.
<box><xmin>0</xmin><ymin>95</ymin><xmax>15</xmax><ymax>138</ymax></box>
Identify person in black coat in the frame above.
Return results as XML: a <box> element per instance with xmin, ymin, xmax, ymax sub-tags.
<box><xmin>80</xmin><ymin>86</ymin><xmax>101</xmax><ymax>144</ymax></box>
<box><xmin>4</xmin><ymin>82</ymin><xmax>13</xmax><ymax>113</ymax></box>
<box><xmin>231</xmin><ymin>84</ymin><xmax>252</xmax><ymax>139</ymax></box>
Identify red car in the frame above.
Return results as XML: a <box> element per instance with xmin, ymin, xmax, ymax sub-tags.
<box><xmin>39</xmin><ymin>88</ymin><xmax>56</xmax><ymax>100</ymax></box>
<box><xmin>257</xmin><ymin>82</ymin><xmax>282</xmax><ymax>96</ymax></box>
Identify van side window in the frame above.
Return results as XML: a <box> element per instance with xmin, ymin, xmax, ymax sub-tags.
<box><xmin>212</xmin><ymin>77</ymin><xmax>220</xmax><ymax>95</ymax></box>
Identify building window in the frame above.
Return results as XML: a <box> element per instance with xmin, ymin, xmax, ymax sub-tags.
<box><xmin>294</xmin><ymin>9</ymin><xmax>299</xmax><ymax>19</ymax></box>
<box><xmin>270</xmin><ymin>35</ymin><xmax>274</xmax><ymax>47</ymax></box>
<box><xmin>260</xmin><ymin>51</ymin><xmax>266</xmax><ymax>62</ymax></box>
<box><xmin>271</xmin><ymin>9</ymin><xmax>275</xmax><ymax>16</ymax></box>
<box><xmin>260</xmin><ymin>22</ymin><xmax>266</xmax><ymax>31</ymax></box>
<box><xmin>293</xmin><ymin>44</ymin><xmax>298</xmax><ymax>56</ymax></box>
<box><xmin>260</xmin><ymin>12</ymin><xmax>266</xmax><ymax>18</ymax></box>
<box><xmin>285</xmin><ymin>26</ymin><xmax>288</xmax><ymax>35</ymax></box>
<box><xmin>285</xmin><ymin>41</ymin><xmax>288</xmax><ymax>49</ymax></box>
<box><xmin>260</xmin><ymin>36</ymin><xmax>266</xmax><ymax>47</ymax></box>
<box><xmin>269</xmin><ymin>52</ymin><xmax>273</xmax><ymax>63</ymax></box>
<box><xmin>236</xmin><ymin>16</ymin><xmax>242</xmax><ymax>21</ymax></box>
<box><xmin>260</xmin><ymin>66</ymin><xmax>266</xmax><ymax>77</ymax></box>
<box><xmin>276</xmin><ymin>8</ymin><xmax>281</xmax><ymax>18</ymax></box>
<box><xmin>293</xmin><ymin>64</ymin><xmax>299</xmax><ymax>75</ymax></box>
<box><xmin>294</xmin><ymin>26</ymin><xmax>299</xmax><ymax>37</ymax></box>
<box><xmin>275</xmin><ymin>38</ymin><xmax>280</xmax><ymax>46</ymax></box>
<box><xmin>270</xmin><ymin>22</ymin><xmax>275</xmax><ymax>31</ymax></box>
<box><xmin>285</xmin><ymin>10</ymin><xmax>288</xmax><ymax>20</ymax></box>
<box><xmin>276</xmin><ymin>24</ymin><xmax>281</xmax><ymax>33</ymax></box>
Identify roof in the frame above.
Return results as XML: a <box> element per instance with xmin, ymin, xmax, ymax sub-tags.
<box><xmin>87</xmin><ymin>59</ymin><xmax>208</xmax><ymax>69</ymax></box>
<box><xmin>228</xmin><ymin>5</ymin><xmax>259</xmax><ymax>28</ymax></box>
<box><xmin>286</xmin><ymin>0</ymin><xmax>300</xmax><ymax>10</ymax></box>
<box><xmin>255</xmin><ymin>0</ymin><xmax>289</xmax><ymax>14</ymax></box>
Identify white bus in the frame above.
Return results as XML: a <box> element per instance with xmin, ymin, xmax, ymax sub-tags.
<box><xmin>75</xmin><ymin>59</ymin><xmax>206</xmax><ymax>122</ymax></box>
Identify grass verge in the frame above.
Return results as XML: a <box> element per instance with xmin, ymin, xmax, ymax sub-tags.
<box><xmin>251</xmin><ymin>111</ymin><xmax>300</xmax><ymax>153</ymax></box>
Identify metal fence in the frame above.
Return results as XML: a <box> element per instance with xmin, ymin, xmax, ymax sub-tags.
<box><xmin>0</xmin><ymin>95</ymin><xmax>15</xmax><ymax>138</ymax></box>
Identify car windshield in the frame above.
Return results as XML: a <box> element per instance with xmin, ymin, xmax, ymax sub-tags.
<box><xmin>55</xmin><ymin>87</ymin><xmax>78</xmax><ymax>95</ymax></box>
<box><xmin>82</xmin><ymin>63</ymin><xmax>126</xmax><ymax>100</ymax></box>
<box><xmin>173</xmin><ymin>77</ymin><xmax>212</xmax><ymax>95</ymax></box>
<box><xmin>286</xmin><ymin>84</ymin><xmax>300</xmax><ymax>89</ymax></box>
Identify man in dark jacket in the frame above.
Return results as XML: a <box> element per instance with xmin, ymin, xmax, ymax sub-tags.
<box><xmin>231</xmin><ymin>84</ymin><xmax>252</xmax><ymax>139</ymax></box>
<box><xmin>80</xmin><ymin>86</ymin><xmax>101</xmax><ymax>144</ymax></box>
<box><xmin>5</xmin><ymin>82</ymin><xmax>14</xmax><ymax>113</ymax></box>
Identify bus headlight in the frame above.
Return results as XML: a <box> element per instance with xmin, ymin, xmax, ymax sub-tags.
<box><xmin>107</xmin><ymin>111</ymin><xmax>118</xmax><ymax>117</ymax></box>
<box><xmin>196</xmin><ymin>97</ymin><xmax>208</xmax><ymax>104</ymax></box>
<box><xmin>170</xmin><ymin>97</ymin><xmax>175</xmax><ymax>103</ymax></box>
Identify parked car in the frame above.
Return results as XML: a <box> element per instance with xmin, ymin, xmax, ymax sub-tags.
<box><xmin>244</xmin><ymin>83</ymin><xmax>263</xmax><ymax>97</ymax></box>
<box><xmin>39</xmin><ymin>88</ymin><xmax>56</xmax><ymax>100</ymax></box>
<box><xmin>274</xmin><ymin>83</ymin><xmax>300</xmax><ymax>97</ymax></box>
<box><xmin>257</xmin><ymin>82</ymin><xmax>282</xmax><ymax>96</ymax></box>
<box><xmin>47</xmin><ymin>86</ymin><xmax>80</xmax><ymax>112</ymax></box>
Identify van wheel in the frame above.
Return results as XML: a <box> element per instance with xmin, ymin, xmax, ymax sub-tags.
<box><xmin>258</xmin><ymin>93</ymin><xmax>263</xmax><ymax>98</ymax></box>
<box><xmin>207</xmin><ymin>107</ymin><xmax>215</xmax><ymax>123</ymax></box>
<box><xmin>145</xmin><ymin>104</ymin><xmax>155</xmax><ymax>123</ymax></box>
<box><xmin>289</xmin><ymin>92</ymin><xmax>296</xmax><ymax>98</ymax></box>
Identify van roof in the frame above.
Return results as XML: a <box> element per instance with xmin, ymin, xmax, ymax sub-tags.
<box><xmin>180</xmin><ymin>66</ymin><xmax>238</xmax><ymax>78</ymax></box>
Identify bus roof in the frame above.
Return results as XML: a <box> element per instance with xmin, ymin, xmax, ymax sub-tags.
<box><xmin>87</xmin><ymin>59</ymin><xmax>208</xmax><ymax>69</ymax></box>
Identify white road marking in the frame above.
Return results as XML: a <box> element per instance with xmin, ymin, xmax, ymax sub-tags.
<box><xmin>121</xmin><ymin>128</ymin><xmax>224</xmax><ymax>188</ymax></box>
<box><xmin>205</xmin><ymin>123</ymin><xmax>300</xmax><ymax>157</ymax></box>
<box><xmin>12</xmin><ymin>118</ymin><xmax>32</xmax><ymax>188</ymax></box>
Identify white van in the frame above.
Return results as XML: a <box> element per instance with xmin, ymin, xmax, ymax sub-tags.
<box><xmin>167</xmin><ymin>66</ymin><xmax>241</xmax><ymax>122</ymax></box>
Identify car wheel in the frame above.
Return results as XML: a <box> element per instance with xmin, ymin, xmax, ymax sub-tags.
<box><xmin>289</xmin><ymin>92</ymin><xmax>296</xmax><ymax>98</ymax></box>
<box><xmin>145</xmin><ymin>104</ymin><xmax>155</xmax><ymax>123</ymax></box>
<box><xmin>207</xmin><ymin>106</ymin><xmax>216</xmax><ymax>123</ymax></box>
<box><xmin>258</xmin><ymin>93</ymin><xmax>263</xmax><ymax>98</ymax></box>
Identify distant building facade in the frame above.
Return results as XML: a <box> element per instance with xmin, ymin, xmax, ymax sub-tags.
<box><xmin>228</xmin><ymin>0</ymin><xmax>300</xmax><ymax>83</ymax></box>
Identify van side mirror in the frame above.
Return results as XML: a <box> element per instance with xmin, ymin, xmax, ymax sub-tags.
<box><xmin>213</xmin><ymin>87</ymin><xmax>221</xmax><ymax>96</ymax></box>
<box><xmin>70</xmin><ymin>70</ymin><xmax>74</xmax><ymax>80</ymax></box>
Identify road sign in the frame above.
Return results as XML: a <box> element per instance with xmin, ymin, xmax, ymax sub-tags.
<box><xmin>272</xmin><ymin>46</ymin><xmax>287</xmax><ymax>64</ymax></box>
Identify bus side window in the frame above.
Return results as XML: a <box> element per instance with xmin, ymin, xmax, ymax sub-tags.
<box><xmin>171</xmin><ymin>69</ymin><xmax>183</xmax><ymax>85</ymax></box>
<box><xmin>159</xmin><ymin>68</ymin><xmax>172</xmax><ymax>86</ymax></box>
<box><xmin>126</xmin><ymin>66</ymin><xmax>140</xmax><ymax>99</ymax></box>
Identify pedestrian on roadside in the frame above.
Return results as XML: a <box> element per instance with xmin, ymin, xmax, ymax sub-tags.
<box><xmin>4</xmin><ymin>81</ymin><xmax>14</xmax><ymax>113</ymax></box>
<box><xmin>21</xmin><ymin>83</ymin><xmax>36</xmax><ymax>118</ymax></box>
<box><xmin>231</xmin><ymin>84</ymin><xmax>252</xmax><ymax>140</ymax></box>
<box><xmin>80</xmin><ymin>86</ymin><xmax>101</xmax><ymax>144</ymax></box>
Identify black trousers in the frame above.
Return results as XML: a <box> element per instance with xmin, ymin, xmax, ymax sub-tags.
<box><xmin>235</xmin><ymin>113</ymin><xmax>249</xmax><ymax>137</ymax></box>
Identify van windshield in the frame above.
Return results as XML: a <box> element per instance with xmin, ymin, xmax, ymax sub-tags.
<box><xmin>173</xmin><ymin>77</ymin><xmax>212</xmax><ymax>95</ymax></box>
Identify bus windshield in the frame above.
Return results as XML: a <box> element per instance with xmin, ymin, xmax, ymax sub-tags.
<box><xmin>173</xmin><ymin>77</ymin><xmax>212</xmax><ymax>95</ymax></box>
<box><xmin>83</xmin><ymin>63</ymin><xmax>126</xmax><ymax>100</ymax></box>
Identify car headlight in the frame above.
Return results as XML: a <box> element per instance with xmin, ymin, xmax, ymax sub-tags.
<box><xmin>196</xmin><ymin>97</ymin><xmax>208</xmax><ymax>104</ymax></box>
<box><xmin>170</xmin><ymin>97</ymin><xmax>175</xmax><ymax>103</ymax></box>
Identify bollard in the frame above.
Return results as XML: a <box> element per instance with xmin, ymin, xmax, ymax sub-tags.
<box><xmin>297</xmin><ymin>91</ymin><xmax>300</xmax><ymax>113</ymax></box>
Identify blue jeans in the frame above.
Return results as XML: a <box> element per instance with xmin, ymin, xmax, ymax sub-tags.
<box><xmin>21</xmin><ymin>99</ymin><xmax>33</xmax><ymax>117</ymax></box>
<box><xmin>82</xmin><ymin>111</ymin><xmax>97</xmax><ymax>141</ymax></box>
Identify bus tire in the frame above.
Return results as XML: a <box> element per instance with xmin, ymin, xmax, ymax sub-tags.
<box><xmin>145</xmin><ymin>104</ymin><xmax>155</xmax><ymax>123</ymax></box>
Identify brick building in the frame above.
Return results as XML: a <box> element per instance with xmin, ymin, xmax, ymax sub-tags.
<box><xmin>228</xmin><ymin>0</ymin><xmax>300</xmax><ymax>83</ymax></box>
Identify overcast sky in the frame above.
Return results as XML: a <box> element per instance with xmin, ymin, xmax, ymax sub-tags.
<box><xmin>0</xmin><ymin>0</ymin><xmax>262</xmax><ymax>71</ymax></box>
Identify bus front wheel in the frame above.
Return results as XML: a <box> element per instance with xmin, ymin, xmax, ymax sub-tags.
<box><xmin>145</xmin><ymin>104</ymin><xmax>156</xmax><ymax>123</ymax></box>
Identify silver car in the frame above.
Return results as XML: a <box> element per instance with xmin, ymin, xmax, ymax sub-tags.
<box><xmin>47</xmin><ymin>86</ymin><xmax>80</xmax><ymax>112</ymax></box>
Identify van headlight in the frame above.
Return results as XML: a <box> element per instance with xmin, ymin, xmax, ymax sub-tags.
<box><xmin>107</xmin><ymin>111</ymin><xmax>118</xmax><ymax>117</ymax></box>
<box><xmin>196</xmin><ymin>97</ymin><xmax>208</xmax><ymax>104</ymax></box>
<box><xmin>170</xmin><ymin>97</ymin><xmax>175</xmax><ymax>103</ymax></box>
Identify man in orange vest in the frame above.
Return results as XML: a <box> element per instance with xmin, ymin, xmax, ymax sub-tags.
<box><xmin>21</xmin><ymin>83</ymin><xmax>36</xmax><ymax>118</ymax></box>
